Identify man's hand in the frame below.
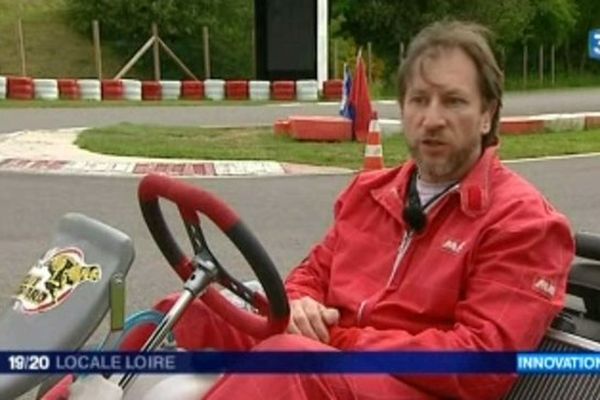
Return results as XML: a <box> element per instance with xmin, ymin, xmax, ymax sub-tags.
<box><xmin>287</xmin><ymin>296</ymin><xmax>340</xmax><ymax>343</ymax></box>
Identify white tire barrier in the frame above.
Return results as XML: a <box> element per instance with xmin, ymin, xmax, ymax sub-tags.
<box><xmin>122</xmin><ymin>79</ymin><xmax>142</xmax><ymax>101</ymax></box>
<box><xmin>541</xmin><ymin>113</ymin><xmax>586</xmax><ymax>133</ymax></box>
<box><xmin>160</xmin><ymin>80</ymin><xmax>181</xmax><ymax>100</ymax></box>
<box><xmin>78</xmin><ymin>79</ymin><xmax>101</xmax><ymax>101</ymax></box>
<box><xmin>295</xmin><ymin>79</ymin><xmax>319</xmax><ymax>101</ymax></box>
<box><xmin>204</xmin><ymin>79</ymin><xmax>225</xmax><ymax>101</ymax></box>
<box><xmin>249</xmin><ymin>80</ymin><xmax>270</xmax><ymax>101</ymax></box>
<box><xmin>0</xmin><ymin>76</ymin><xmax>6</xmax><ymax>100</ymax></box>
<box><xmin>33</xmin><ymin>79</ymin><xmax>59</xmax><ymax>100</ymax></box>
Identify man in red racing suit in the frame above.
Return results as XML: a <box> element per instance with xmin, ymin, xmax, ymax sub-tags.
<box><xmin>63</xmin><ymin>20</ymin><xmax>571</xmax><ymax>400</ymax></box>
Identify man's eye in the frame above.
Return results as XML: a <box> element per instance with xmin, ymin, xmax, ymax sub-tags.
<box><xmin>447</xmin><ymin>97</ymin><xmax>467</xmax><ymax>106</ymax></box>
<box><xmin>409</xmin><ymin>96</ymin><xmax>427</xmax><ymax>105</ymax></box>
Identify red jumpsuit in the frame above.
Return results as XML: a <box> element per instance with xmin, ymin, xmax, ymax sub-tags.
<box><xmin>144</xmin><ymin>146</ymin><xmax>575</xmax><ymax>399</ymax></box>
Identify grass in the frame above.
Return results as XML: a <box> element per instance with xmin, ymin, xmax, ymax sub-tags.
<box><xmin>0</xmin><ymin>0</ymin><xmax>123</xmax><ymax>78</ymax></box>
<box><xmin>76</xmin><ymin>123</ymin><xmax>600</xmax><ymax>170</ymax></box>
<box><xmin>504</xmin><ymin>72</ymin><xmax>600</xmax><ymax>92</ymax></box>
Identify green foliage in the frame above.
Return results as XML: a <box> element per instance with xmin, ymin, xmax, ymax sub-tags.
<box><xmin>65</xmin><ymin>0</ymin><xmax>253</xmax><ymax>79</ymax></box>
<box><xmin>332</xmin><ymin>0</ymin><xmax>594</xmax><ymax>85</ymax></box>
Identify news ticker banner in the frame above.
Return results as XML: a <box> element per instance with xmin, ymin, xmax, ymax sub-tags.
<box><xmin>2</xmin><ymin>351</ymin><xmax>600</xmax><ymax>374</ymax></box>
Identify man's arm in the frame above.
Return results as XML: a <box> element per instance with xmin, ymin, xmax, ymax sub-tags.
<box><xmin>284</xmin><ymin>175</ymin><xmax>361</xmax><ymax>302</ymax></box>
<box><xmin>284</xmin><ymin>176</ymin><xmax>362</xmax><ymax>342</ymax></box>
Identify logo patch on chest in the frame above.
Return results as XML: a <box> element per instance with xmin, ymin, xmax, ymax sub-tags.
<box><xmin>441</xmin><ymin>238</ymin><xmax>467</xmax><ymax>254</ymax></box>
<box><xmin>532</xmin><ymin>276</ymin><xmax>557</xmax><ymax>299</ymax></box>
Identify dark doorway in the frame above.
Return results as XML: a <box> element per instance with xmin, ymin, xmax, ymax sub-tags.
<box><xmin>255</xmin><ymin>0</ymin><xmax>317</xmax><ymax>80</ymax></box>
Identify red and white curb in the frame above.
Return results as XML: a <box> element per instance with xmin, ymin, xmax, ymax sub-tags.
<box><xmin>0</xmin><ymin>157</ymin><xmax>286</xmax><ymax>177</ymax></box>
<box><xmin>0</xmin><ymin>128</ymin><xmax>348</xmax><ymax>177</ymax></box>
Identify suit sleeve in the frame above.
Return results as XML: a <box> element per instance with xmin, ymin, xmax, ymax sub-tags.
<box><xmin>284</xmin><ymin>175</ymin><xmax>361</xmax><ymax>303</ymax></box>
<box><xmin>329</xmin><ymin>206</ymin><xmax>574</xmax><ymax>400</ymax></box>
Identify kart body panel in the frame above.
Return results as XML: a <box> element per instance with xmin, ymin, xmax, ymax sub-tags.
<box><xmin>0</xmin><ymin>213</ymin><xmax>134</xmax><ymax>399</ymax></box>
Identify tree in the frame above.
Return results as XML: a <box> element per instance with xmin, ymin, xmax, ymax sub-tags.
<box><xmin>332</xmin><ymin>0</ymin><xmax>578</xmax><ymax>77</ymax></box>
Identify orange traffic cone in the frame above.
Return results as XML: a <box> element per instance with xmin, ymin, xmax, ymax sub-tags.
<box><xmin>363</xmin><ymin>113</ymin><xmax>384</xmax><ymax>170</ymax></box>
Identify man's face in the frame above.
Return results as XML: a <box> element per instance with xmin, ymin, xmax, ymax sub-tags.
<box><xmin>401</xmin><ymin>46</ymin><xmax>494</xmax><ymax>183</ymax></box>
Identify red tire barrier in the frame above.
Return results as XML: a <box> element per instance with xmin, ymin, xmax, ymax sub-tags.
<box><xmin>57</xmin><ymin>79</ymin><xmax>80</xmax><ymax>100</ymax></box>
<box><xmin>7</xmin><ymin>76</ymin><xmax>33</xmax><ymax>100</ymax></box>
<box><xmin>289</xmin><ymin>116</ymin><xmax>352</xmax><ymax>141</ymax></box>
<box><xmin>500</xmin><ymin>118</ymin><xmax>545</xmax><ymax>135</ymax></box>
<box><xmin>101</xmin><ymin>80</ymin><xmax>124</xmax><ymax>100</ymax></box>
<box><xmin>142</xmin><ymin>81</ymin><xmax>161</xmax><ymax>101</ymax></box>
<box><xmin>225</xmin><ymin>80</ymin><xmax>249</xmax><ymax>100</ymax></box>
<box><xmin>271</xmin><ymin>81</ymin><xmax>295</xmax><ymax>101</ymax></box>
<box><xmin>273</xmin><ymin>119</ymin><xmax>291</xmax><ymax>137</ymax></box>
<box><xmin>181</xmin><ymin>80</ymin><xmax>204</xmax><ymax>100</ymax></box>
<box><xmin>323</xmin><ymin>79</ymin><xmax>343</xmax><ymax>100</ymax></box>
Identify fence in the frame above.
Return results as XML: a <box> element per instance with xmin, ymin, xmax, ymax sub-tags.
<box><xmin>0</xmin><ymin>17</ymin><xmax>254</xmax><ymax>81</ymax></box>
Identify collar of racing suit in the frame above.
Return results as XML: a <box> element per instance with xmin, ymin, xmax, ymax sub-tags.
<box><xmin>370</xmin><ymin>145</ymin><xmax>498</xmax><ymax>225</ymax></box>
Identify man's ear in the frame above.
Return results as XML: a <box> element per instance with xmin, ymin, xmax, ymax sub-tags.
<box><xmin>481</xmin><ymin>100</ymin><xmax>498</xmax><ymax>135</ymax></box>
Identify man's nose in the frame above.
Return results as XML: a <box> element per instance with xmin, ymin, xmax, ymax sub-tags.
<box><xmin>421</xmin><ymin>100</ymin><xmax>446</xmax><ymax>130</ymax></box>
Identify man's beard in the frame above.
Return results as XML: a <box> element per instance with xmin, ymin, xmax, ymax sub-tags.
<box><xmin>407</xmin><ymin>135</ymin><xmax>480</xmax><ymax>181</ymax></box>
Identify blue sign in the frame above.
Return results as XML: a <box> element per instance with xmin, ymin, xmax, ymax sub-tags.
<box><xmin>589</xmin><ymin>29</ymin><xmax>600</xmax><ymax>60</ymax></box>
<box><xmin>4</xmin><ymin>351</ymin><xmax>600</xmax><ymax>375</ymax></box>
<box><xmin>0</xmin><ymin>351</ymin><xmax>518</xmax><ymax>374</ymax></box>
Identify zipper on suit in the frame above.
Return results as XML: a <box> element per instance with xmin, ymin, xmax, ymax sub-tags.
<box><xmin>385</xmin><ymin>184</ymin><xmax>459</xmax><ymax>289</ymax></box>
<box><xmin>357</xmin><ymin>231</ymin><xmax>413</xmax><ymax>325</ymax></box>
<box><xmin>356</xmin><ymin>184</ymin><xmax>459</xmax><ymax>325</ymax></box>
<box><xmin>385</xmin><ymin>230</ymin><xmax>414</xmax><ymax>288</ymax></box>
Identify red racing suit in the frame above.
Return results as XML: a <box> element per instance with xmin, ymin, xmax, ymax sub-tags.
<box><xmin>284</xmin><ymin>145</ymin><xmax>574</xmax><ymax>399</ymax></box>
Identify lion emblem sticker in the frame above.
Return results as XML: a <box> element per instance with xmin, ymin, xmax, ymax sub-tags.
<box><xmin>13</xmin><ymin>247</ymin><xmax>102</xmax><ymax>314</ymax></box>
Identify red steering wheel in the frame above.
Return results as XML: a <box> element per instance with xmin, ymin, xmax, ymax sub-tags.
<box><xmin>138</xmin><ymin>173</ymin><xmax>290</xmax><ymax>339</ymax></box>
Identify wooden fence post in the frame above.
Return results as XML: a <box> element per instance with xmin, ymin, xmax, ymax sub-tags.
<box><xmin>333</xmin><ymin>39</ymin><xmax>338</xmax><ymax>79</ymax></box>
<box><xmin>152</xmin><ymin>23</ymin><xmax>161</xmax><ymax>80</ymax></box>
<box><xmin>203</xmin><ymin>26</ymin><xmax>211</xmax><ymax>79</ymax></box>
<box><xmin>16</xmin><ymin>19</ymin><xmax>26</xmax><ymax>76</ymax></box>
<box><xmin>539</xmin><ymin>44</ymin><xmax>544</xmax><ymax>84</ymax></box>
<box><xmin>251</xmin><ymin>24</ymin><xmax>256</xmax><ymax>79</ymax></box>
<box><xmin>523</xmin><ymin>44</ymin><xmax>528</xmax><ymax>87</ymax></box>
<box><xmin>551</xmin><ymin>44</ymin><xmax>556</xmax><ymax>86</ymax></box>
<box><xmin>92</xmin><ymin>20</ymin><xmax>102</xmax><ymax>80</ymax></box>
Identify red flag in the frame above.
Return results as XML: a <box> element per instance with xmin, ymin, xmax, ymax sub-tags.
<box><xmin>349</xmin><ymin>53</ymin><xmax>373</xmax><ymax>142</ymax></box>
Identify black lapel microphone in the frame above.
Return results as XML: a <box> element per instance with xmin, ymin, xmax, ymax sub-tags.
<box><xmin>402</xmin><ymin>171</ymin><xmax>427</xmax><ymax>232</ymax></box>
<box><xmin>402</xmin><ymin>171</ymin><xmax>457</xmax><ymax>233</ymax></box>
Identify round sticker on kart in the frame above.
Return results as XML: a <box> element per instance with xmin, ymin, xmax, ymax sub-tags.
<box><xmin>13</xmin><ymin>247</ymin><xmax>102</xmax><ymax>314</ymax></box>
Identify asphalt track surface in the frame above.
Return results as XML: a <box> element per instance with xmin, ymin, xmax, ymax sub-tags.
<box><xmin>1</xmin><ymin>155</ymin><xmax>599</xmax><ymax>317</ymax></box>
<box><xmin>1</xmin><ymin>87</ymin><xmax>600</xmax><ymax>133</ymax></box>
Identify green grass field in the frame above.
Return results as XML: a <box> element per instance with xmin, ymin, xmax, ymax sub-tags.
<box><xmin>0</xmin><ymin>0</ymin><xmax>123</xmax><ymax>78</ymax></box>
<box><xmin>76</xmin><ymin>123</ymin><xmax>600</xmax><ymax>170</ymax></box>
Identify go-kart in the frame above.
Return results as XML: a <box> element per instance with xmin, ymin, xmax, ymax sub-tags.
<box><xmin>0</xmin><ymin>173</ymin><xmax>598</xmax><ymax>399</ymax></box>
<box><xmin>0</xmin><ymin>173</ymin><xmax>290</xmax><ymax>399</ymax></box>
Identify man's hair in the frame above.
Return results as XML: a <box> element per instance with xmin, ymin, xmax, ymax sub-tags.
<box><xmin>397</xmin><ymin>20</ymin><xmax>504</xmax><ymax>148</ymax></box>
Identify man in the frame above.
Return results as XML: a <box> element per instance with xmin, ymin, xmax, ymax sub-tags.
<box><xmin>59</xmin><ymin>20</ymin><xmax>574</xmax><ymax>400</ymax></box>
<box><xmin>184</xmin><ymin>20</ymin><xmax>571</xmax><ymax>399</ymax></box>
